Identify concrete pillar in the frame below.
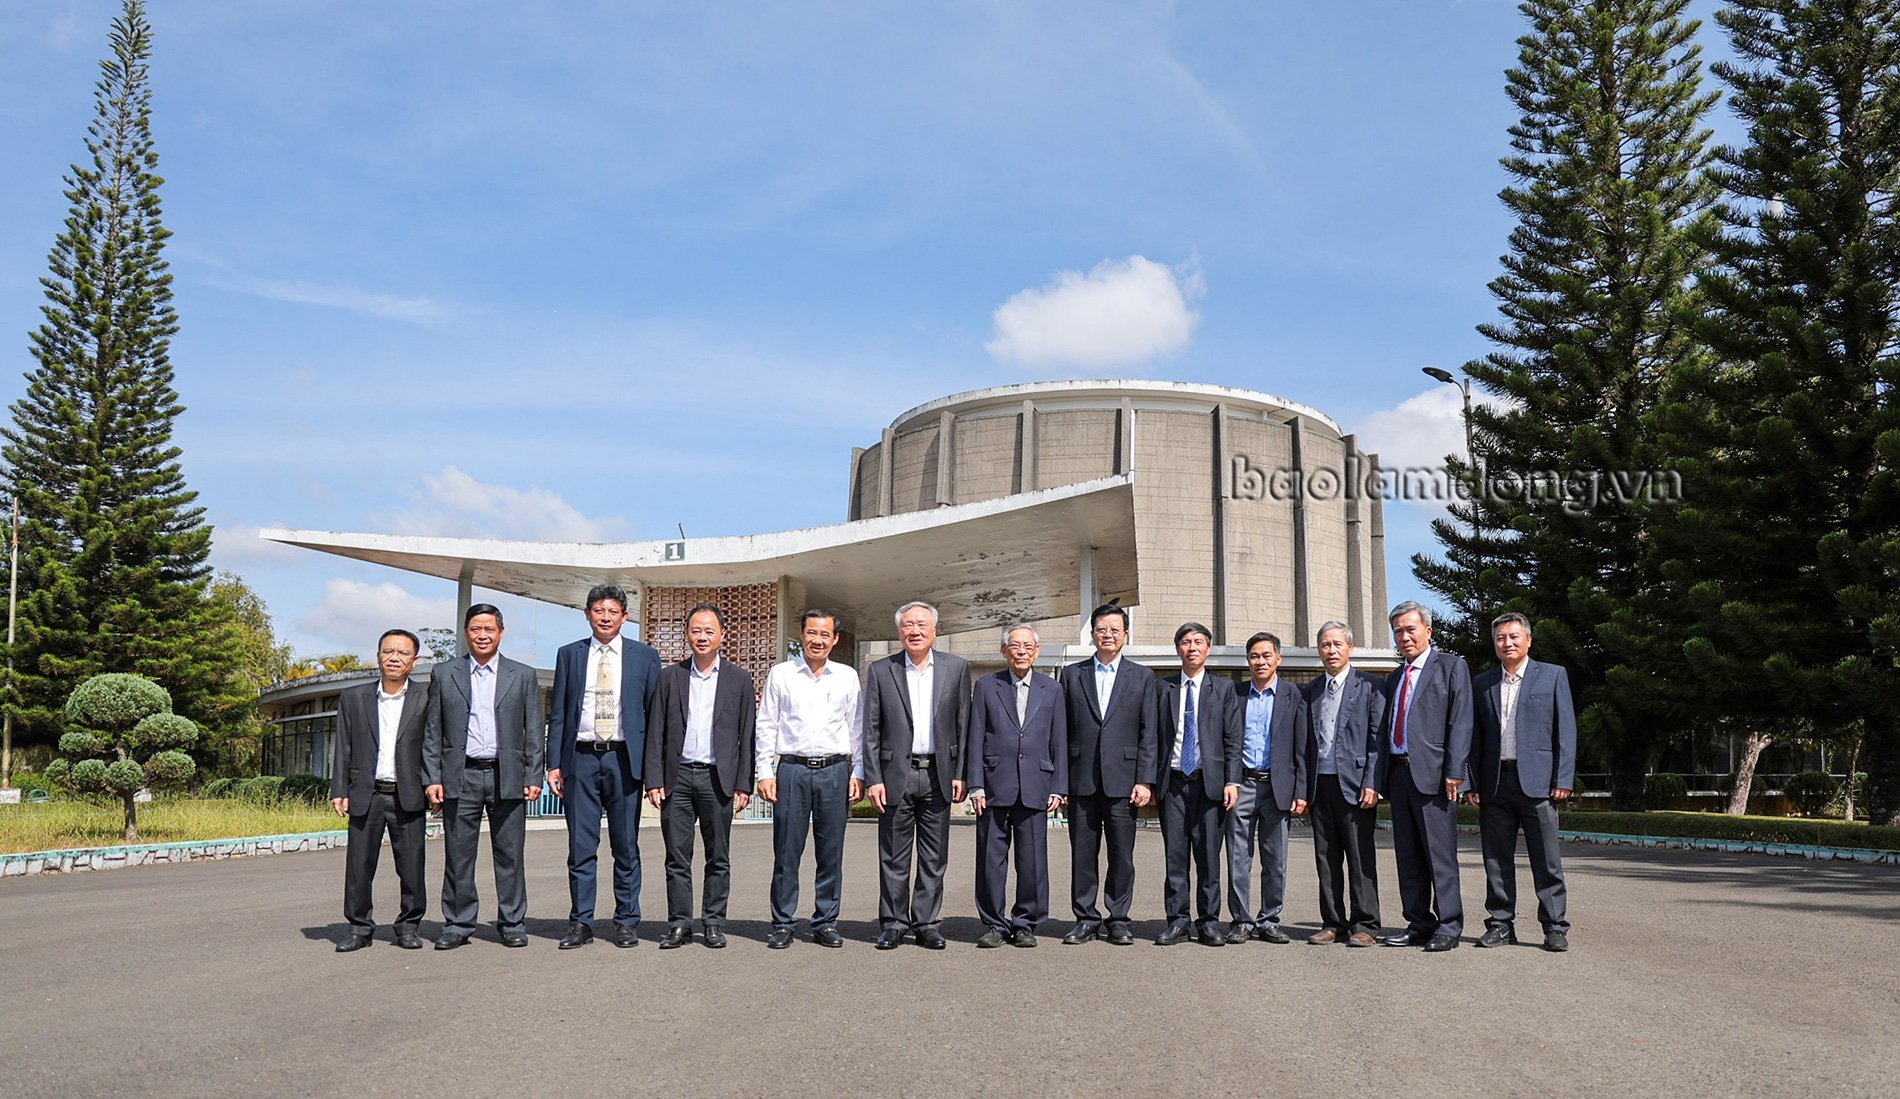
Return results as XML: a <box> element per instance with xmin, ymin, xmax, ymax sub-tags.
<box><xmin>1078</xmin><ymin>544</ymin><xmax>1097</xmax><ymax>644</ymax></box>
<box><xmin>1211</xmin><ymin>405</ymin><xmax>1230</xmax><ymax>642</ymax></box>
<box><xmin>877</xmin><ymin>427</ymin><xmax>896</xmax><ymax>517</ymax></box>
<box><xmin>1020</xmin><ymin>400</ymin><xmax>1039</xmax><ymax>492</ymax></box>
<box><xmin>1289</xmin><ymin>416</ymin><xmax>1311</xmax><ymax>645</ymax></box>
<box><xmin>455</xmin><ymin>562</ymin><xmax>474</xmax><ymax>657</ymax></box>
<box><xmin>936</xmin><ymin>410</ymin><xmax>956</xmax><ymax>507</ymax></box>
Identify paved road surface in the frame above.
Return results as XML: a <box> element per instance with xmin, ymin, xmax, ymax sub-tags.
<box><xmin>2</xmin><ymin>820</ymin><xmax>1895</xmax><ymax>1096</ymax></box>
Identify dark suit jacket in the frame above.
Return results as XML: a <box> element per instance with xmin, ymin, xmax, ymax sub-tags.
<box><xmin>1471</xmin><ymin>658</ymin><xmax>1578</xmax><ymax>798</ymax></box>
<box><xmin>1155</xmin><ymin>673</ymin><xmax>1245</xmax><ymax>799</ymax></box>
<box><xmin>861</xmin><ymin>650</ymin><xmax>971</xmax><ymax>802</ymax></box>
<box><xmin>1299</xmin><ymin>668</ymin><xmax>1387</xmax><ymax>802</ymax></box>
<box><xmin>329</xmin><ymin>679</ymin><xmax>429</xmax><ymax>814</ymax></box>
<box><xmin>422</xmin><ymin>654</ymin><xmax>546</xmax><ymax>797</ymax></box>
<box><xmin>966</xmin><ymin>670</ymin><xmax>1068</xmax><ymax>807</ymax></box>
<box><xmin>1236</xmin><ymin>677</ymin><xmax>1311</xmax><ymax>810</ymax></box>
<box><xmin>1374</xmin><ymin>648</ymin><xmax>1473</xmax><ymax>797</ymax></box>
<box><xmin>642</xmin><ymin>656</ymin><xmax>758</xmax><ymax>801</ymax></box>
<box><xmin>1060</xmin><ymin>657</ymin><xmax>1158</xmax><ymax>798</ymax></box>
<box><xmin>547</xmin><ymin>635</ymin><xmax>662</xmax><ymax>782</ymax></box>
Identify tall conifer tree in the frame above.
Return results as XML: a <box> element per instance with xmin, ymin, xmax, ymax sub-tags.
<box><xmin>1416</xmin><ymin>0</ymin><xmax>1717</xmax><ymax>808</ymax></box>
<box><xmin>1642</xmin><ymin>0</ymin><xmax>1900</xmax><ymax>822</ymax></box>
<box><xmin>3</xmin><ymin>1</ymin><xmax>244</xmax><ymax>740</ymax></box>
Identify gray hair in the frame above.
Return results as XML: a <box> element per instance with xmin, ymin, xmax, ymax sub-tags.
<box><xmin>1388</xmin><ymin>601</ymin><xmax>1433</xmax><ymax>629</ymax></box>
<box><xmin>894</xmin><ymin>601</ymin><xmax>940</xmax><ymax>629</ymax></box>
<box><xmin>1001</xmin><ymin>622</ymin><xmax>1040</xmax><ymax>646</ymax></box>
<box><xmin>1491</xmin><ymin>611</ymin><xmax>1533</xmax><ymax>635</ymax></box>
<box><xmin>1316</xmin><ymin>620</ymin><xmax>1355</xmax><ymax>645</ymax></box>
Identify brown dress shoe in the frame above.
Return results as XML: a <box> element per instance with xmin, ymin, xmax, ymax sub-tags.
<box><xmin>1307</xmin><ymin>928</ymin><xmax>1339</xmax><ymax>945</ymax></box>
<box><xmin>1347</xmin><ymin>931</ymin><xmax>1378</xmax><ymax>947</ymax></box>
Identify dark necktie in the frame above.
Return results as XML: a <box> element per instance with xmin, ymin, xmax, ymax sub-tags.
<box><xmin>1181</xmin><ymin>680</ymin><xmax>1199</xmax><ymax>774</ymax></box>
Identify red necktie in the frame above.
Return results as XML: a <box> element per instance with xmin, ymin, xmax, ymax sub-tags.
<box><xmin>1394</xmin><ymin>663</ymin><xmax>1415</xmax><ymax>752</ymax></box>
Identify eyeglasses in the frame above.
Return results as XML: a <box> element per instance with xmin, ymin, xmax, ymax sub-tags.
<box><xmin>1004</xmin><ymin>643</ymin><xmax>1038</xmax><ymax>653</ymax></box>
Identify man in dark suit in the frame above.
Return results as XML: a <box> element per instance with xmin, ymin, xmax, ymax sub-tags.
<box><xmin>1375</xmin><ymin>600</ymin><xmax>1472</xmax><ymax>952</ymax></box>
<box><xmin>545</xmin><ymin>583</ymin><xmax>661</xmax><ymax>950</ymax></box>
<box><xmin>422</xmin><ymin>603</ymin><xmax>545</xmax><ymax>949</ymax></box>
<box><xmin>1058</xmin><ymin>603</ymin><xmax>1158</xmax><ymax>946</ymax></box>
<box><xmin>862</xmin><ymin>600</ymin><xmax>971</xmax><ymax>950</ymax></box>
<box><xmin>967</xmin><ymin>624</ymin><xmax>1067</xmax><ymax>948</ymax></box>
<box><xmin>1222</xmin><ymin>630</ymin><xmax>1309</xmax><ymax>945</ymax></box>
<box><xmin>329</xmin><ymin>628</ymin><xmax>431</xmax><ymax>952</ymax></box>
<box><xmin>644</xmin><ymin>603</ymin><xmax>756</xmax><ymax>950</ymax></box>
<box><xmin>1468</xmin><ymin>611</ymin><xmax>1576</xmax><ymax>952</ymax></box>
<box><xmin>1301</xmin><ymin>620</ymin><xmax>1387</xmax><ymax>947</ymax></box>
<box><xmin>1155</xmin><ymin>622</ymin><xmax>1242</xmax><ymax>946</ymax></box>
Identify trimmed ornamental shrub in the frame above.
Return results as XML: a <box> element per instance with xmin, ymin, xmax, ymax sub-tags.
<box><xmin>1784</xmin><ymin>771</ymin><xmax>1839</xmax><ymax>818</ymax></box>
<box><xmin>200</xmin><ymin>777</ymin><xmax>237</xmax><ymax>799</ymax></box>
<box><xmin>1557</xmin><ymin>808</ymin><xmax>1900</xmax><ymax>853</ymax></box>
<box><xmin>1643</xmin><ymin>772</ymin><xmax>1688</xmax><ymax>810</ymax></box>
<box><xmin>237</xmin><ymin>775</ymin><xmax>286</xmax><ymax>801</ymax></box>
<box><xmin>48</xmin><ymin>674</ymin><xmax>203</xmax><ymax>842</ymax></box>
<box><xmin>280</xmin><ymin>774</ymin><xmax>329</xmax><ymax>804</ymax></box>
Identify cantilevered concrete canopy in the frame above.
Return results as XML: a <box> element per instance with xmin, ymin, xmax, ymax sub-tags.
<box><xmin>262</xmin><ymin>476</ymin><xmax>1138</xmax><ymax>642</ymax></box>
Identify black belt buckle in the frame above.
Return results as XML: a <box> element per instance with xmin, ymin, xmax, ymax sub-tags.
<box><xmin>465</xmin><ymin>757</ymin><xmax>498</xmax><ymax>770</ymax></box>
<box><xmin>1390</xmin><ymin>755</ymin><xmax>1410</xmax><ymax>766</ymax></box>
<box><xmin>785</xmin><ymin>754</ymin><xmax>845</xmax><ymax>769</ymax></box>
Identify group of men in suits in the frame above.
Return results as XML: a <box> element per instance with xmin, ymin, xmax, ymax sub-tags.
<box><xmin>330</xmin><ymin>593</ymin><xmax>1575</xmax><ymax>955</ymax></box>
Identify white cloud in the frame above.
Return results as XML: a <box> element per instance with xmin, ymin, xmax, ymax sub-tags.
<box><xmin>210</xmin><ymin>525</ymin><xmax>307</xmax><ymax>566</ymax></box>
<box><xmin>388</xmin><ymin>466</ymin><xmax>630</xmax><ymax>542</ymax></box>
<box><xmin>299</xmin><ymin>579</ymin><xmax>456</xmax><ymax>656</ymax></box>
<box><xmin>1352</xmin><ymin>384</ymin><xmax>1469</xmax><ymax>475</ymax></box>
<box><xmin>220</xmin><ymin>277</ymin><xmax>448</xmax><ymax>323</ymax></box>
<box><xmin>986</xmin><ymin>255</ymin><xmax>1202</xmax><ymax>369</ymax></box>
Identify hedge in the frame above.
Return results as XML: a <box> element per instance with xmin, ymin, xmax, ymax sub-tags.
<box><xmin>1554</xmin><ymin>809</ymin><xmax>1900</xmax><ymax>853</ymax></box>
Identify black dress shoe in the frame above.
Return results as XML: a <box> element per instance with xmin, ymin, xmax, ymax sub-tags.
<box><xmin>703</xmin><ymin>925</ymin><xmax>728</xmax><ymax>949</ymax></box>
<box><xmin>1012</xmin><ymin>928</ymin><xmax>1037</xmax><ymax>948</ymax></box>
<box><xmin>1225</xmin><ymin>923</ymin><xmax>1253</xmax><ymax>946</ymax></box>
<box><xmin>1062</xmin><ymin>922</ymin><xmax>1100</xmax><ymax>945</ymax></box>
<box><xmin>612</xmin><ymin>924</ymin><xmax>640</xmax><ymax>948</ymax></box>
<box><xmin>1195</xmin><ymin>924</ymin><xmax>1226</xmax><ymax>947</ymax></box>
<box><xmin>917</xmin><ymin>928</ymin><xmax>947</xmax><ymax>950</ymax></box>
<box><xmin>658</xmin><ymin>926</ymin><xmax>692</xmax><ymax>950</ymax></box>
<box><xmin>812</xmin><ymin>926</ymin><xmax>844</xmax><ymax>948</ymax></box>
<box><xmin>434</xmin><ymin>932</ymin><xmax>470</xmax><ymax>951</ymax></box>
<box><xmin>1477</xmin><ymin>925</ymin><xmax>1517</xmax><ymax>948</ymax></box>
<box><xmin>1544</xmin><ymin>930</ymin><xmax>1569</xmax><ymax>952</ymax></box>
<box><xmin>558</xmin><ymin>922</ymin><xmax>595</xmax><ymax>950</ymax></box>
<box><xmin>395</xmin><ymin>932</ymin><xmax>424</xmax><ymax>950</ymax></box>
<box><xmin>1105</xmin><ymin>921</ymin><xmax>1135</xmax><ymax>946</ymax></box>
<box><xmin>334</xmin><ymin>934</ymin><xmax>372</xmax><ymax>953</ymax></box>
<box><xmin>500</xmin><ymin>930</ymin><xmax>529</xmax><ymax>948</ymax></box>
<box><xmin>1423</xmin><ymin>933</ymin><xmax>1459</xmax><ymax>952</ymax></box>
<box><xmin>975</xmin><ymin>928</ymin><xmax>1009</xmax><ymax>948</ymax></box>
<box><xmin>1381</xmin><ymin>928</ymin><xmax>1433</xmax><ymax>947</ymax></box>
<box><xmin>1156</xmin><ymin>920</ymin><xmax>1193</xmax><ymax>946</ymax></box>
<box><xmin>766</xmin><ymin>927</ymin><xmax>795</xmax><ymax>950</ymax></box>
<box><xmin>876</xmin><ymin>929</ymin><xmax>904</xmax><ymax>950</ymax></box>
<box><xmin>1254</xmin><ymin>923</ymin><xmax>1291</xmax><ymax>945</ymax></box>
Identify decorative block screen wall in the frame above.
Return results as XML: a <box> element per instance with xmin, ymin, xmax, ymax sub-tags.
<box><xmin>642</xmin><ymin>582</ymin><xmax>780</xmax><ymax>703</ymax></box>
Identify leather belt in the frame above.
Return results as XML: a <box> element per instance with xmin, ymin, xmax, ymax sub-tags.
<box><xmin>680</xmin><ymin>761</ymin><xmax>712</xmax><ymax>770</ymax></box>
<box><xmin>781</xmin><ymin>754</ymin><xmax>849</xmax><ymax>768</ymax></box>
<box><xmin>910</xmin><ymin>754</ymin><xmax>935</xmax><ymax>769</ymax></box>
<box><xmin>464</xmin><ymin>757</ymin><xmax>499</xmax><ymax>770</ymax></box>
<box><xmin>1389</xmin><ymin>755</ymin><xmax>1410</xmax><ymax>767</ymax></box>
<box><xmin>1500</xmin><ymin>759</ymin><xmax>1518</xmax><ymax>770</ymax></box>
<box><xmin>578</xmin><ymin>740</ymin><xmax>619</xmax><ymax>753</ymax></box>
<box><xmin>373</xmin><ymin>780</ymin><xmax>399</xmax><ymax>794</ymax></box>
<box><xmin>1244</xmin><ymin>768</ymin><xmax>1272</xmax><ymax>781</ymax></box>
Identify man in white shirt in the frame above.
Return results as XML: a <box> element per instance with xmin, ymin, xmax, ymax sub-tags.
<box><xmin>330</xmin><ymin>629</ymin><xmax>431</xmax><ymax>952</ymax></box>
<box><xmin>756</xmin><ymin>609</ymin><xmax>864</xmax><ymax>949</ymax></box>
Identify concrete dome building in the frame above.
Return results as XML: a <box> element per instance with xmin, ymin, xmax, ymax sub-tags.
<box><xmin>848</xmin><ymin>380</ymin><xmax>1387</xmax><ymax>658</ymax></box>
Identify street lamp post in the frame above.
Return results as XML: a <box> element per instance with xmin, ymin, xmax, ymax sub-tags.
<box><xmin>1423</xmin><ymin>366</ymin><xmax>1481</xmax><ymax>638</ymax></box>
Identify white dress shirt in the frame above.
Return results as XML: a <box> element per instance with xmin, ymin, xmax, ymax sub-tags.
<box><xmin>906</xmin><ymin>652</ymin><xmax>935</xmax><ymax>754</ymax></box>
<box><xmin>1171</xmin><ymin>671</ymin><xmax>1204</xmax><ymax>771</ymax></box>
<box><xmin>578</xmin><ymin>636</ymin><xmax>622</xmax><ymax>742</ymax></box>
<box><xmin>1093</xmin><ymin>655</ymin><xmax>1120</xmax><ymax>712</ymax></box>
<box><xmin>683</xmin><ymin>656</ymin><xmax>720</xmax><ymax>764</ymax></box>
<box><xmin>374</xmin><ymin>681</ymin><xmax>407</xmax><ymax>783</ymax></box>
<box><xmin>755</xmin><ymin>657</ymin><xmax>864</xmax><ymax>780</ymax></box>
<box><xmin>1499</xmin><ymin>663</ymin><xmax>1524</xmax><ymax>761</ymax></box>
<box><xmin>1390</xmin><ymin>648</ymin><xmax>1432</xmax><ymax>756</ymax></box>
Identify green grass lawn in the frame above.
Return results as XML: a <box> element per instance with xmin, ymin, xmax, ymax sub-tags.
<box><xmin>0</xmin><ymin>796</ymin><xmax>340</xmax><ymax>854</ymax></box>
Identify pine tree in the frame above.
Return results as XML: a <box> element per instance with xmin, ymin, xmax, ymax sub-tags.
<box><xmin>1643</xmin><ymin>0</ymin><xmax>1900</xmax><ymax>823</ymax></box>
<box><xmin>2</xmin><ymin>0</ymin><xmax>244</xmax><ymax>743</ymax></box>
<box><xmin>1415</xmin><ymin>0</ymin><xmax>1718</xmax><ymax>809</ymax></box>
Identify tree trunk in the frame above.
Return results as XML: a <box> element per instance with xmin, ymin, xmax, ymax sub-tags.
<box><xmin>1843</xmin><ymin>737</ymin><xmax>1862</xmax><ymax>823</ymax></box>
<box><xmin>1727</xmin><ymin>731</ymin><xmax>1771</xmax><ymax>815</ymax></box>
<box><xmin>1610</xmin><ymin>737</ymin><xmax>1650</xmax><ymax>812</ymax></box>
<box><xmin>122</xmin><ymin>792</ymin><xmax>138</xmax><ymax>844</ymax></box>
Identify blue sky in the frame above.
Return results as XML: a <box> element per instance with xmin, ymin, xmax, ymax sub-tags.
<box><xmin>0</xmin><ymin>0</ymin><xmax>1740</xmax><ymax>665</ymax></box>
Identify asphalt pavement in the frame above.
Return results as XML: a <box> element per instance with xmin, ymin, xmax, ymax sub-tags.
<box><xmin>2</xmin><ymin>819</ymin><xmax>1895</xmax><ymax>1097</ymax></box>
